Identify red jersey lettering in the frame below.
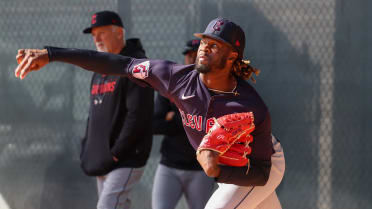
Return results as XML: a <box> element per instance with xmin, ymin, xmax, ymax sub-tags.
<box><xmin>91</xmin><ymin>81</ymin><xmax>117</xmax><ymax>95</ymax></box>
<box><xmin>206</xmin><ymin>118</ymin><xmax>215</xmax><ymax>133</ymax></box>
<box><xmin>179</xmin><ymin>110</ymin><xmax>187</xmax><ymax>126</ymax></box>
<box><xmin>187</xmin><ymin>114</ymin><xmax>195</xmax><ymax>129</ymax></box>
<box><xmin>193</xmin><ymin>115</ymin><xmax>203</xmax><ymax>131</ymax></box>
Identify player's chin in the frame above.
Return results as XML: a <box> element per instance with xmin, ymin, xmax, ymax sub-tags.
<box><xmin>195</xmin><ymin>63</ymin><xmax>211</xmax><ymax>74</ymax></box>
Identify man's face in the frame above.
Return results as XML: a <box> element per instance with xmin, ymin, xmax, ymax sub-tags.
<box><xmin>91</xmin><ymin>25</ymin><xmax>123</xmax><ymax>53</ymax></box>
<box><xmin>195</xmin><ymin>37</ymin><xmax>230</xmax><ymax>74</ymax></box>
<box><xmin>184</xmin><ymin>51</ymin><xmax>197</xmax><ymax>65</ymax></box>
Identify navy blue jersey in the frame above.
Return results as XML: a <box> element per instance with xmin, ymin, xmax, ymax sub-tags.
<box><xmin>124</xmin><ymin>59</ymin><xmax>274</xmax><ymax>162</ymax></box>
<box><xmin>47</xmin><ymin>47</ymin><xmax>274</xmax><ymax>185</ymax></box>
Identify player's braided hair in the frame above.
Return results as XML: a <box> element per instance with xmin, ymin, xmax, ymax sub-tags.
<box><xmin>232</xmin><ymin>59</ymin><xmax>260</xmax><ymax>83</ymax></box>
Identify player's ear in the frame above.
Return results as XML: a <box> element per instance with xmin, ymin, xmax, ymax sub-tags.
<box><xmin>119</xmin><ymin>28</ymin><xmax>125</xmax><ymax>40</ymax></box>
<box><xmin>114</xmin><ymin>26</ymin><xmax>124</xmax><ymax>40</ymax></box>
<box><xmin>227</xmin><ymin>51</ymin><xmax>238</xmax><ymax>63</ymax></box>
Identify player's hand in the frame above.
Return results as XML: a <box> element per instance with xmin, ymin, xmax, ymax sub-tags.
<box><xmin>196</xmin><ymin>149</ymin><xmax>220</xmax><ymax>177</ymax></box>
<box><xmin>15</xmin><ymin>49</ymin><xmax>50</xmax><ymax>80</ymax></box>
<box><xmin>165</xmin><ymin>111</ymin><xmax>175</xmax><ymax>121</ymax></box>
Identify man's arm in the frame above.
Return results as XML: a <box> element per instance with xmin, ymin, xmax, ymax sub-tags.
<box><xmin>217</xmin><ymin>158</ymin><xmax>271</xmax><ymax>186</ymax></box>
<box><xmin>197</xmin><ymin>149</ymin><xmax>271</xmax><ymax>186</ymax></box>
<box><xmin>110</xmin><ymin>80</ymin><xmax>154</xmax><ymax>160</ymax></box>
<box><xmin>15</xmin><ymin>47</ymin><xmax>132</xmax><ymax>79</ymax></box>
<box><xmin>46</xmin><ymin>47</ymin><xmax>134</xmax><ymax>76</ymax></box>
<box><xmin>15</xmin><ymin>47</ymin><xmax>174</xmax><ymax>97</ymax></box>
<box><xmin>80</xmin><ymin>116</ymin><xmax>89</xmax><ymax>158</ymax></box>
<box><xmin>153</xmin><ymin>94</ymin><xmax>184</xmax><ymax>136</ymax></box>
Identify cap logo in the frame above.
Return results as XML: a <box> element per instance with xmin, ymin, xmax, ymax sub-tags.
<box><xmin>235</xmin><ymin>40</ymin><xmax>240</xmax><ymax>46</ymax></box>
<box><xmin>91</xmin><ymin>14</ymin><xmax>97</xmax><ymax>24</ymax></box>
<box><xmin>192</xmin><ymin>40</ymin><xmax>199</xmax><ymax>45</ymax></box>
<box><xmin>213</xmin><ymin>20</ymin><xmax>224</xmax><ymax>31</ymax></box>
<box><xmin>112</xmin><ymin>19</ymin><xmax>117</xmax><ymax>24</ymax></box>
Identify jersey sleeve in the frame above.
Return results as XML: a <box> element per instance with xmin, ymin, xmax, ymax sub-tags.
<box><xmin>216</xmin><ymin>159</ymin><xmax>271</xmax><ymax>186</ymax></box>
<box><xmin>47</xmin><ymin>46</ymin><xmax>175</xmax><ymax>96</ymax></box>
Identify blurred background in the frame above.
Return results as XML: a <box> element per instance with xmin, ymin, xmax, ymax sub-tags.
<box><xmin>0</xmin><ymin>0</ymin><xmax>371</xmax><ymax>209</ymax></box>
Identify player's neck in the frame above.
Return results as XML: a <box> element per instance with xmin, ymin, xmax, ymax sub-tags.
<box><xmin>200</xmin><ymin>71</ymin><xmax>236</xmax><ymax>92</ymax></box>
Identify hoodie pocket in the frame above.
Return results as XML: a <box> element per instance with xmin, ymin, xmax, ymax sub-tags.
<box><xmin>80</xmin><ymin>137</ymin><xmax>116</xmax><ymax>176</ymax></box>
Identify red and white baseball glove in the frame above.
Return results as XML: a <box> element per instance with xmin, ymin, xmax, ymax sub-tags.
<box><xmin>197</xmin><ymin>112</ymin><xmax>255</xmax><ymax>167</ymax></box>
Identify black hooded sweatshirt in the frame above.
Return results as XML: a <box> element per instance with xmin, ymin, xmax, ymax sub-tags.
<box><xmin>80</xmin><ymin>38</ymin><xmax>154</xmax><ymax>176</ymax></box>
<box><xmin>153</xmin><ymin>94</ymin><xmax>202</xmax><ymax>170</ymax></box>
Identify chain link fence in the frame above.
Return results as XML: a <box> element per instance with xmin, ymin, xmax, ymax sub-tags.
<box><xmin>0</xmin><ymin>0</ymin><xmax>371</xmax><ymax>209</ymax></box>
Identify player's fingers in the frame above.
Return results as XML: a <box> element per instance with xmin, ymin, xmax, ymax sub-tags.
<box><xmin>15</xmin><ymin>51</ymin><xmax>31</xmax><ymax>78</ymax></box>
<box><xmin>15</xmin><ymin>49</ymin><xmax>37</xmax><ymax>79</ymax></box>
<box><xmin>16</xmin><ymin>54</ymin><xmax>25</xmax><ymax>64</ymax></box>
<box><xmin>17</xmin><ymin>49</ymin><xmax>25</xmax><ymax>58</ymax></box>
<box><xmin>16</xmin><ymin>49</ymin><xmax>26</xmax><ymax>64</ymax></box>
<box><xmin>19</xmin><ymin>56</ymin><xmax>38</xmax><ymax>79</ymax></box>
<box><xmin>16</xmin><ymin>54</ymin><xmax>24</xmax><ymax>64</ymax></box>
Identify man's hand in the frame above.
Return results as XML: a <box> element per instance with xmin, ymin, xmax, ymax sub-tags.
<box><xmin>196</xmin><ymin>149</ymin><xmax>220</xmax><ymax>177</ymax></box>
<box><xmin>165</xmin><ymin>111</ymin><xmax>175</xmax><ymax>121</ymax></box>
<box><xmin>15</xmin><ymin>49</ymin><xmax>49</xmax><ymax>79</ymax></box>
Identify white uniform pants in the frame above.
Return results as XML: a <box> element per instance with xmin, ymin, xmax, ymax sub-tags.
<box><xmin>96</xmin><ymin>167</ymin><xmax>144</xmax><ymax>209</ymax></box>
<box><xmin>152</xmin><ymin>164</ymin><xmax>215</xmax><ymax>209</ymax></box>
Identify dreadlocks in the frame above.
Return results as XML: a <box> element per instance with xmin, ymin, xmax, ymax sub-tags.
<box><xmin>232</xmin><ymin>59</ymin><xmax>260</xmax><ymax>83</ymax></box>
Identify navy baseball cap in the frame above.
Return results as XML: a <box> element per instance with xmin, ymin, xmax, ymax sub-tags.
<box><xmin>182</xmin><ymin>39</ymin><xmax>201</xmax><ymax>55</ymax></box>
<box><xmin>83</xmin><ymin>11</ymin><xmax>124</xmax><ymax>34</ymax></box>
<box><xmin>194</xmin><ymin>17</ymin><xmax>245</xmax><ymax>58</ymax></box>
